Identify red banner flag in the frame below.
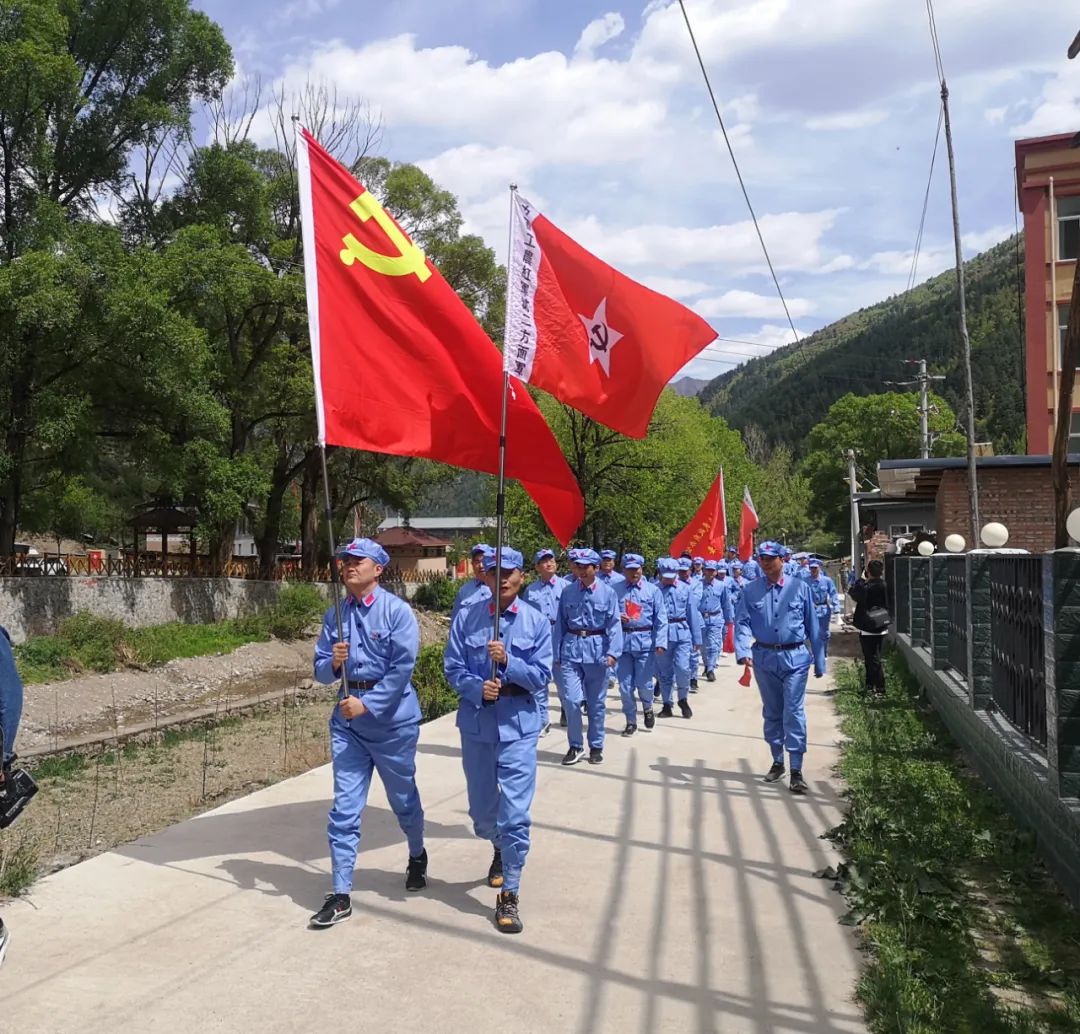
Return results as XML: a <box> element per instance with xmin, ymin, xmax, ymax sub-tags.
<box><xmin>669</xmin><ymin>473</ymin><xmax>727</xmax><ymax>559</ymax></box>
<box><xmin>738</xmin><ymin>486</ymin><xmax>759</xmax><ymax>562</ymax></box>
<box><xmin>504</xmin><ymin>192</ymin><xmax>718</xmax><ymax>439</ymax></box>
<box><xmin>296</xmin><ymin>130</ymin><xmax>583</xmax><ymax>545</ymax></box>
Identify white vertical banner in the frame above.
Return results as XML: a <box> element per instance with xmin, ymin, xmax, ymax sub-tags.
<box><xmin>503</xmin><ymin>191</ymin><xmax>541</xmax><ymax>381</ymax></box>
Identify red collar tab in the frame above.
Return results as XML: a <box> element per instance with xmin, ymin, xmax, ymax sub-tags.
<box><xmin>362</xmin><ymin>590</ymin><xmax>377</xmax><ymax>606</ymax></box>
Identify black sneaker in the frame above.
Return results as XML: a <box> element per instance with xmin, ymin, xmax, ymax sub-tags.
<box><xmin>561</xmin><ymin>746</ymin><xmax>585</xmax><ymax>766</ymax></box>
<box><xmin>495</xmin><ymin>889</ymin><xmax>523</xmax><ymax>934</ymax></box>
<box><xmin>589</xmin><ymin>748</ymin><xmax>604</xmax><ymax>764</ymax></box>
<box><xmin>690</xmin><ymin>677</ymin><xmax>699</xmax><ymax>690</ymax></box>
<box><xmin>560</xmin><ymin>708</ymin><xmax>567</xmax><ymax>728</ymax></box>
<box><xmin>763</xmin><ymin>761</ymin><xmax>785</xmax><ymax>783</ymax></box>
<box><xmin>621</xmin><ymin>723</ymin><xmax>636</xmax><ymax>737</ymax></box>
<box><xmin>487</xmin><ymin>847</ymin><xmax>504</xmax><ymax>888</ymax></box>
<box><xmin>658</xmin><ymin>703</ymin><xmax>674</xmax><ymax>718</ymax></box>
<box><xmin>310</xmin><ymin>893</ymin><xmax>352</xmax><ymax>927</ymax></box>
<box><xmin>643</xmin><ymin>709</ymin><xmax>655</xmax><ymax>730</ymax></box>
<box><xmin>405</xmin><ymin>848</ymin><xmax>428</xmax><ymax>891</ymax></box>
<box><xmin>789</xmin><ymin>770</ymin><xmax>808</xmax><ymax>795</ymax></box>
<box><xmin>653</xmin><ymin>683</ymin><xmax>662</xmax><ymax>700</ymax></box>
<box><xmin>678</xmin><ymin>699</ymin><xmax>693</xmax><ymax>719</ymax></box>
<box><xmin>705</xmin><ymin>670</ymin><xmax>716</xmax><ymax>682</ymax></box>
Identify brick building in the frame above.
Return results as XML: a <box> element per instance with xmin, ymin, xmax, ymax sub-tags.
<box><xmin>373</xmin><ymin>526</ymin><xmax>450</xmax><ymax>577</ymax></box>
<box><xmin>877</xmin><ymin>455</ymin><xmax>1080</xmax><ymax>551</ymax></box>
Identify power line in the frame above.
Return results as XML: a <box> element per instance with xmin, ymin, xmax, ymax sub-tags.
<box><xmin>676</xmin><ymin>0</ymin><xmax>802</xmax><ymax>345</ymax></box>
<box><xmin>908</xmin><ymin>104</ymin><xmax>944</xmax><ymax>293</ymax></box>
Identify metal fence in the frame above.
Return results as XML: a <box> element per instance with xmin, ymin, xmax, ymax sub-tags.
<box><xmin>944</xmin><ymin>555</ymin><xmax>968</xmax><ymax>677</ymax></box>
<box><xmin>989</xmin><ymin>556</ymin><xmax>1047</xmax><ymax>747</ymax></box>
<box><xmin>894</xmin><ymin>558</ymin><xmax>911</xmax><ymax>635</ymax></box>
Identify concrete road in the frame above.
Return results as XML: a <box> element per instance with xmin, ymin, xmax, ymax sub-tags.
<box><xmin>1</xmin><ymin>657</ymin><xmax>865</xmax><ymax>1034</ymax></box>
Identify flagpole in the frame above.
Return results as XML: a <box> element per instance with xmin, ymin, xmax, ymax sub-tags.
<box><xmin>293</xmin><ymin>114</ymin><xmax>349</xmax><ymax>704</ymax></box>
<box><xmin>490</xmin><ymin>184</ymin><xmax>518</xmax><ymax>682</ymax></box>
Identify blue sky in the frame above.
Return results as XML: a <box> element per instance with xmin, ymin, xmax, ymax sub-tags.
<box><xmin>197</xmin><ymin>0</ymin><xmax>1080</xmax><ymax>381</ymax></box>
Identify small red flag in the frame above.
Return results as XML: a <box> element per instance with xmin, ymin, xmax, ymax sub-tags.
<box><xmin>624</xmin><ymin>600</ymin><xmax>643</xmax><ymax>620</ymax></box>
<box><xmin>504</xmin><ymin>192</ymin><xmax>717</xmax><ymax>439</ymax></box>
<box><xmin>739</xmin><ymin>664</ymin><xmax>753</xmax><ymax>687</ymax></box>
<box><xmin>296</xmin><ymin>130</ymin><xmax>583</xmax><ymax>545</ymax></box>
<box><xmin>669</xmin><ymin>473</ymin><xmax>727</xmax><ymax>559</ymax></box>
<box><xmin>738</xmin><ymin>486</ymin><xmax>759</xmax><ymax>562</ymax></box>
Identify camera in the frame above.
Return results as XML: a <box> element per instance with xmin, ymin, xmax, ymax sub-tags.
<box><xmin>0</xmin><ymin>757</ymin><xmax>37</xmax><ymax>830</ymax></box>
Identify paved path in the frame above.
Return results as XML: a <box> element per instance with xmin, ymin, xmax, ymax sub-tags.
<box><xmin>1</xmin><ymin>658</ymin><xmax>865</xmax><ymax>1034</ymax></box>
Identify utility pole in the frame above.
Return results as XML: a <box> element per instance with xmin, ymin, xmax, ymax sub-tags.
<box><xmin>846</xmin><ymin>449</ymin><xmax>860</xmax><ymax>576</ymax></box>
<box><xmin>888</xmin><ymin>359</ymin><xmax>947</xmax><ymax>458</ymax></box>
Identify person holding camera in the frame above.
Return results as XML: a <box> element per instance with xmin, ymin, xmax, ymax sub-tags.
<box><xmin>0</xmin><ymin>623</ymin><xmax>25</xmax><ymax>967</ymax></box>
<box><xmin>849</xmin><ymin>559</ymin><xmax>889</xmax><ymax>696</ymax></box>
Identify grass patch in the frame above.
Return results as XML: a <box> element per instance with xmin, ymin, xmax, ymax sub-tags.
<box><xmin>14</xmin><ymin>584</ymin><xmax>326</xmax><ymax>685</ymax></box>
<box><xmin>0</xmin><ymin>837</ymin><xmax>40</xmax><ymax>897</ymax></box>
<box><xmin>829</xmin><ymin>653</ymin><xmax>1080</xmax><ymax>1033</ymax></box>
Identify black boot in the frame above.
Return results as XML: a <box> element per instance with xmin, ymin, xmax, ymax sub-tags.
<box><xmin>678</xmin><ymin>699</ymin><xmax>693</xmax><ymax>719</ymax></box>
<box><xmin>705</xmin><ymin>670</ymin><xmax>716</xmax><ymax>682</ymax></box>
<box><xmin>487</xmin><ymin>847</ymin><xmax>504</xmax><ymax>888</ymax></box>
<box><xmin>405</xmin><ymin>848</ymin><xmax>428</xmax><ymax>891</ymax></box>
<box><xmin>495</xmin><ymin>889</ymin><xmax>523</xmax><ymax>934</ymax></box>
<box><xmin>658</xmin><ymin>703</ymin><xmax>674</xmax><ymax>718</ymax></box>
<box><xmin>643</xmin><ymin>709</ymin><xmax>655</xmax><ymax>730</ymax></box>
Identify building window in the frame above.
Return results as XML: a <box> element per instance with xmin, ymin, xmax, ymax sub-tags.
<box><xmin>1058</xmin><ymin>196</ymin><xmax>1080</xmax><ymax>261</ymax></box>
<box><xmin>1070</xmin><ymin>412</ymin><xmax>1080</xmax><ymax>452</ymax></box>
<box><xmin>1058</xmin><ymin>302</ymin><xmax>1080</xmax><ymax>365</ymax></box>
<box><xmin>889</xmin><ymin>524</ymin><xmax>924</xmax><ymax>538</ymax></box>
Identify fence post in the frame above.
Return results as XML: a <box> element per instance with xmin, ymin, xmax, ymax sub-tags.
<box><xmin>909</xmin><ymin>557</ymin><xmax>931</xmax><ymax>648</ymax></box>
<box><xmin>965</xmin><ymin>552</ymin><xmax>993</xmax><ymax>709</ymax></box>
<box><xmin>1045</xmin><ymin>549</ymin><xmax>1080</xmax><ymax>799</ymax></box>
<box><xmin>929</xmin><ymin>555</ymin><xmax>950</xmax><ymax>669</ymax></box>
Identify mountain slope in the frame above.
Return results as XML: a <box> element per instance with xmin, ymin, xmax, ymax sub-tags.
<box><xmin>700</xmin><ymin>236</ymin><xmax>1027</xmax><ymax>455</ymax></box>
<box><xmin>670</xmin><ymin>375</ymin><xmax>711</xmax><ymax>397</ymax></box>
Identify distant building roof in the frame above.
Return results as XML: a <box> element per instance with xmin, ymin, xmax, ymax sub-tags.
<box><xmin>376</xmin><ymin>516</ymin><xmax>494</xmax><ymax>533</ymax></box>
<box><xmin>877</xmin><ymin>454</ymin><xmax>1080</xmax><ymax>500</ymax></box>
<box><xmin>375</xmin><ymin>527</ymin><xmax>451</xmax><ymax>548</ymax></box>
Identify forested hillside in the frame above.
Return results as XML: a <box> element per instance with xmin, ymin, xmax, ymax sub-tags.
<box><xmin>700</xmin><ymin>236</ymin><xmax>1027</xmax><ymax>455</ymax></box>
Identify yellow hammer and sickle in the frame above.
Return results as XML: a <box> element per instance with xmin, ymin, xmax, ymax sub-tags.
<box><xmin>338</xmin><ymin>193</ymin><xmax>431</xmax><ymax>283</ymax></box>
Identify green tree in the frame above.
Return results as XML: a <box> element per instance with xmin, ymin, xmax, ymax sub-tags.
<box><xmin>802</xmin><ymin>391</ymin><xmax>965</xmax><ymax>538</ymax></box>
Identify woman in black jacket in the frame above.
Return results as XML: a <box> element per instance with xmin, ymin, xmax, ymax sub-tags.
<box><xmin>848</xmin><ymin>560</ymin><xmax>888</xmax><ymax>695</ymax></box>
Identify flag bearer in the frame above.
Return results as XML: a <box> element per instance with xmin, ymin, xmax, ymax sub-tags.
<box><xmin>656</xmin><ymin>557</ymin><xmax>702</xmax><ymax>718</ymax></box>
<box><xmin>443</xmin><ymin>547</ymin><xmax>551</xmax><ymax>935</ymax></box>
<box><xmin>734</xmin><ymin>541</ymin><xmax>825</xmax><ymax>795</ymax></box>
<box><xmin>614</xmin><ymin>554</ymin><xmax>667</xmax><ymax>735</ymax></box>
<box><xmin>310</xmin><ymin>538</ymin><xmax>427</xmax><ymax>928</ymax></box>
<box><xmin>555</xmin><ymin>548</ymin><xmax>623</xmax><ymax>766</ymax></box>
<box><xmin>807</xmin><ymin>559</ymin><xmax>840</xmax><ymax>656</ymax></box>
<box><xmin>698</xmin><ymin>559</ymin><xmax>734</xmax><ymax>682</ymax></box>
<box><xmin>452</xmin><ymin>543</ymin><xmax>493</xmax><ymax>621</ymax></box>
<box><xmin>522</xmin><ymin>547</ymin><xmax>567</xmax><ymax>730</ymax></box>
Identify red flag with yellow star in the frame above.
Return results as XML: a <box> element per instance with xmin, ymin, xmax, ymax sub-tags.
<box><xmin>504</xmin><ymin>191</ymin><xmax>717</xmax><ymax>439</ymax></box>
<box><xmin>669</xmin><ymin>471</ymin><xmax>727</xmax><ymax>559</ymax></box>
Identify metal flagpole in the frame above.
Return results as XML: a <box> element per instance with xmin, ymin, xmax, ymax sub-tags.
<box><xmin>292</xmin><ymin>114</ymin><xmax>349</xmax><ymax>703</ymax></box>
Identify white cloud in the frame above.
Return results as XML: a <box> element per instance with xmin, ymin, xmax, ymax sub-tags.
<box><xmin>693</xmin><ymin>289</ymin><xmax>815</xmax><ymax>319</ymax></box>
<box><xmin>805</xmin><ymin>109</ymin><xmax>889</xmax><ymax>131</ymax></box>
<box><xmin>861</xmin><ymin>225</ymin><xmax>1013</xmax><ymax>278</ymax></box>
<box><xmin>574</xmin><ymin>13</ymin><xmax>626</xmax><ymax>59</ymax></box>
<box><xmin>638</xmin><ymin>274</ymin><xmax>714</xmax><ymax>298</ymax></box>
<box><xmin>417</xmin><ymin>145</ymin><xmax>537</xmax><ymax>202</ymax></box>
<box><xmin>984</xmin><ymin>105</ymin><xmax>1008</xmax><ymax>126</ymax></box>
<box><xmin>675</xmin><ymin>322</ymin><xmax>801</xmax><ymax>379</ymax></box>
<box><xmin>1012</xmin><ymin>68</ymin><xmax>1080</xmax><ymax>138</ymax></box>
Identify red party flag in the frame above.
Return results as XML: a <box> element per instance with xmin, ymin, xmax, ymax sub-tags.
<box><xmin>504</xmin><ymin>192</ymin><xmax>717</xmax><ymax>439</ymax></box>
<box><xmin>738</xmin><ymin>486</ymin><xmax>759</xmax><ymax>562</ymax></box>
<box><xmin>296</xmin><ymin>129</ymin><xmax>583</xmax><ymax>545</ymax></box>
<box><xmin>624</xmin><ymin>599</ymin><xmax>643</xmax><ymax>620</ymax></box>
<box><xmin>669</xmin><ymin>473</ymin><xmax>727</xmax><ymax>559</ymax></box>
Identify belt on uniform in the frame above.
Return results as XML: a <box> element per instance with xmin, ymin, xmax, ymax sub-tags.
<box><xmin>499</xmin><ymin>684</ymin><xmax>531</xmax><ymax>698</ymax></box>
<box><xmin>347</xmin><ymin>679</ymin><xmax>378</xmax><ymax>691</ymax></box>
<box><xmin>669</xmin><ymin>617</ymin><xmax>687</xmax><ymax>623</ymax></box>
<box><xmin>753</xmin><ymin>642</ymin><xmax>803</xmax><ymax>651</ymax></box>
<box><xmin>703</xmin><ymin>610</ymin><xmax>725</xmax><ymax>617</ymax></box>
<box><xmin>625</xmin><ymin>625</ymin><xmax>651</xmax><ymax>631</ymax></box>
<box><xmin>570</xmin><ymin>629</ymin><xmax>605</xmax><ymax>637</ymax></box>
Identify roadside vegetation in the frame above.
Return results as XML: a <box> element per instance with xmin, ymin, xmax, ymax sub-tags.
<box><xmin>13</xmin><ymin>585</ymin><xmax>326</xmax><ymax>685</ymax></box>
<box><xmin>828</xmin><ymin>655</ymin><xmax>1080</xmax><ymax>1033</ymax></box>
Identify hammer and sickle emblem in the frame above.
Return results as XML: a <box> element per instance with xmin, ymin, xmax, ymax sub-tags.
<box><xmin>590</xmin><ymin>323</ymin><xmax>609</xmax><ymax>352</ymax></box>
<box><xmin>339</xmin><ymin>193</ymin><xmax>431</xmax><ymax>283</ymax></box>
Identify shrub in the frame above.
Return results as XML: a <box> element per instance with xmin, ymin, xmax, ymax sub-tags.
<box><xmin>57</xmin><ymin>612</ymin><xmax>127</xmax><ymax>672</ymax></box>
<box><xmin>413</xmin><ymin>577</ymin><xmax>466</xmax><ymax>612</ymax></box>
<box><xmin>268</xmin><ymin>584</ymin><xmax>326</xmax><ymax>639</ymax></box>
<box><xmin>412</xmin><ymin>642</ymin><xmax>458</xmax><ymax>722</ymax></box>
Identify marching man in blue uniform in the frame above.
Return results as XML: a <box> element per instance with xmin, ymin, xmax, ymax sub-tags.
<box><xmin>734</xmin><ymin>540</ymin><xmax>826</xmax><ymax>795</ymax></box>
<box><xmin>698</xmin><ymin>559</ymin><xmax>734</xmax><ymax>683</ymax></box>
<box><xmin>806</xmin><ymin>558</ymin><xmax>840</xmax><ymax>657</ymax></box>
<box><xmin>614</xmin><ymin>553</ymin><xmax>667</xmax><ymax>735</ymax></box>
<box><xmin>522</xmin><ymin>547</ymin><xmax>566</xmax><ymax>731</ymax></box>
<box><xmin>444</xmin><ymin>547</ymin><xmax>551</xmax><ymax>935</ymax></box>
<box><xmin>452</xmin><ymin>542</ymin><xmax>493</xmax><ymax>621</ymax></box>
<box><xmin>656</xmin><ymin>557</ymin><xmax>702</xmax><ymax>718</ymax></box>
<box><xmin>310</xmin><ymin>538</ymin><xmax>427</xmax><ymax>928</ymax></box>
<box><xmin>597</xmin><ymin>549</ymin><xmax>626</xmax><ymax>590</ymax></box>
<box><xmin>555</xmin><ymin>548</ymin><xmax>623</xmax><ymax>766</ymax></box>
<box><xmin>677</xmin><ymin>556</ymin><xmax>704</xmax><ymax>690</ymax></box>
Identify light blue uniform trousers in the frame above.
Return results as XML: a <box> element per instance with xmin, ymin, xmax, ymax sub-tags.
<box><xmin>751</xmin><ymin>645</ymin><xmax>809</xmax><ymax>770</ymax></box>
<box><xmin>328</xmin><ymin>715</ymin><xmax>425</xmax><ymax>893</ymax></box>
<box><xmin>656</xmin><ymin>640</ymin><xmax>692</xmax><ymax>704</ymax></box>
<box><xmin>616</xmin><ymin>650</ymin><xmax>656</xmax><ymax>721</ymax></box>
<box><xmin>702</xmin><ymin>618</ymin><xmax>725</xmax><ymax>674</ymax></box>
<box><xmin>561</xmin><ymin>661</ymin><xmax>610</xmax><ymax>750</ymax></box>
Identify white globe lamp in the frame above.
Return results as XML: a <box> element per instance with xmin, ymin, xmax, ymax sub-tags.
<box><xmin>944</xmin><ymin>534</ymin><xmax>966</xmax><ymax>553</ymax></box>
<box><xmin>1067</xmin><ymin>508</ymin><xmax>1080</xmax><ymax>543</ymax></box>
<box><xmin>917</xmin><ymin>540</ymin><xmax>935</xmax><ymax>557</ymax></box>
<box><xmin>980</xmin><ymin>522</ymin><xmax>1009</xmax><ymax>548</ymax></box>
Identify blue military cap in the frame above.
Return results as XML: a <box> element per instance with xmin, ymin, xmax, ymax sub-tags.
<box><xmin>658</xmin><ymin>557</ymin><xmax>679</xmax><ymax>578</ymax></box>
<box><xmin>483</xmin><ymin>546</ymin><xmax>524</xmax><ymax>571</ymax></box>
<box><xmin>572</xmin><ymin>548</ymin><xmax>601</xmax><ymax>566</ymax></box>
<box><xmin>692</xmin><ymin>556</ymin><xmax>704</xmax><ymax>565</ymax></box>
<box><xmin>793</xmin><ymin>551</ymin><xmax>809</xmax><ymax>560</ymax></box>
<box><xmin>622</xmin><ymin>553</ymin><xmax>644</xmax><ymax>569</ymax></box>
<box><xmin>726</xmin><ymin>545</ymin><xmax>738</xmax><ymax>553</ymax></box>
<box><xmin>677</xmin><ymin>556</ymin><xmax>692</xmax><ymax>571</ymax></box>
<box><xmin>703</xmin><ymin>559</ymin><xmax>718</xmax><ymax>571</ymax></box>
<box><xmin>756</xmin><ymin>540</ymin><xmax>784</xmax><ymax>558</ymax></box>
<box><xmin>600</xmin><ymin>549</ymin><xmax>617</xmax><ymax>560</ymax></box>
<box><xmin>534</xmin><ymin>547</ymin><xmax>555</xmax><ymax>564</ymax></box>
<box><xmin>336</xmin><ymin>537</ymin><xmax>390</xmax><ymax>567</ymax></box>
<box><xmin>470</xmin><ymin>542</ymin><xmax>492</xmax><ymax>557</ymax></box>
<box><xmin>808</xmin><ymin>557</ymin><xmax>822</xmax><ymax>568</ymax></box>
